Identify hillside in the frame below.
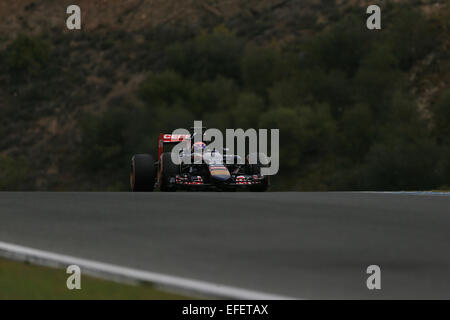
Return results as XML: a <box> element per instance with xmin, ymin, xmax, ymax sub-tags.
<box><xmin>0</xmin><ymin>0</ymin><xmax>449</xmax><ymax>191</ymax></box>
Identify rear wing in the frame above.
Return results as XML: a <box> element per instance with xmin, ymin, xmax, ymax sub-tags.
<box><xmin>158</xmin><ymin>133</ymin><xmax>190</xmax><ymax>160</ymax></box>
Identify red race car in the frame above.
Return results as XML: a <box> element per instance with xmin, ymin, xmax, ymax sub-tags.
<box><xmin>130</xmin><ymin>131</ymin><xmax>269</xmax><ymax>192</ymax></box>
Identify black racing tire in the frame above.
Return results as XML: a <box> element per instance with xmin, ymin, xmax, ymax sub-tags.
<box><xmin>159</xmin><ymin>152</ymin><xmax>180</xmax><ymax>192</ymax></box>
<box><xmin>247</xmin><ymin>153</ymin><xmax>270</xmax><ymax>192</ymax></box>
<box><xmin>131</xmin><ymin>154</ymin><xmax>156</xmax><ymax>192</ymax></box>
<box><xmin>249</xmin><ymin>164</ymin><xmax>269</xmax><ymax>192</ymax></box>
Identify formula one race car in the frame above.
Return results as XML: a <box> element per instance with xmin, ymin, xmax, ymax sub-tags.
<box><xmin>130</xmin><ymin>131</ymin><xmax>270</xmax><ymax>192</ymax></box>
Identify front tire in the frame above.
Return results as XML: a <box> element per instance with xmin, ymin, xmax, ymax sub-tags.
<box><xmin>247</xmin><ymin>153</ymin><xmax>270</xmax><ymax>192</ymax></box>
<box><xmin>131</xmin><ymin>154</ymin><xmax>156</xmax><ymax>192</ymax></box>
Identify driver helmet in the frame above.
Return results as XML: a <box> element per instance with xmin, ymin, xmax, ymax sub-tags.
<box><xmin>192</xmin><ymin>141</ymin><xmax>206</xmax><ymax>153</ymax></box>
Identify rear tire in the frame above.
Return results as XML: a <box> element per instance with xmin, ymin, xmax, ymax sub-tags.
<box><xmin>159</xmin><ymin>152</ymin><xmax>180</xmax><ymax>192</ymax></box>
<box><xmin>131</xmin><ymin>154</ymin><xmax>156</xmax><ymax>192</ymax></box>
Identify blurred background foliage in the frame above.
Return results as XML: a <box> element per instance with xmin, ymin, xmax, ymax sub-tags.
<box><xmin>4</xmin><ymin>34</ymin><xmax>50</xmax><ymax>80</ymax></box>
<box><xmin>0</xmin><ymin>155</ymin><xmax>30</xmax><ymax>191</ymax></box>
<box><xmin>0</xmin><ymin>1</ymin><xmax>449</xmax><ymax>191</ymax></box>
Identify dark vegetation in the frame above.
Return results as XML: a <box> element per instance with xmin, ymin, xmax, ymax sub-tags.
<box><xmin>0</xmin><ymin>1</ymin><xmax>449</xmax><ymax>191</ymax></box>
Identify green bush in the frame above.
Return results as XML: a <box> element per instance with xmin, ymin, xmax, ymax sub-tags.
<box><xmin>360</xmin><ymin>137</ymin><xmax>440</xmax><ymax>190</ymax></box>
<box><xmin>431</xmin><ymin>89</ymin><xmax>450</xmax><ymax>144</ymax></box>
<box><xmin>139</xmin><ymin>70</ymin><xmax>191</xmax><ymax>107</ymax></box>
<box><xmin>259</xmin><ymin>103</ymin><xmax>336</xmax><ymax>173</ymax></box>
<box><xmin>386</xmin><ymin>6</ymin><xmax>439</xmax><ymax>70</ymax></box>
<box><xmin>165</xmin><ymin>25</ymin><xmax>243</xmax><ymax>81</ymax></box>
<box><xmin>5</xmin><ymin>35</ymin><xmax>50</xmax><ymax>79</ymax></box>
<box><xmin>79</xmin><ymin>108</ymin><xmax>131</xmax><ymax>173</ymax></box>
<box><xmin>231</xmin><ymin>92</ymin><xmax>265</xmax><ymax>128</ymax></box>
<box><xmin>335</xmin><ymin>103</ymin><xmax>374</xmax><ymax>161</ymax></box>
<box><xmin>241</xmin><ymin>45</ymin><xmax>283</xmax><ymax>95</ymax></box>
<box><xmin>304</xmin><ymin>15</ymin><xmax>371</xmax><ymax>77</ymax></box>
<box><xmin>353</xmin><ymin>45</ymin><xmax>403</xmax><ymax>113</ymax></box>
<box><xmin>0</xmin><ymin>155</ymin><xmax>31</xmax><ymax>191</ymax></box>
<box><xmin>190</xmin><ymin>76</ymin><xmax>238</xmax><ymax>115</ymax></box>
<box><xmin>297</xmin><ymin>68</ymin><xmax>353</xmax><ymax>117</ymax></box>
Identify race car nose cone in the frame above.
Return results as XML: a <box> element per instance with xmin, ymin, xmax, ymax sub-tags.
<box><xmin>209</xmin><ymin>165</ymin><xmax>231</xmax><ymax>182</ymax></box>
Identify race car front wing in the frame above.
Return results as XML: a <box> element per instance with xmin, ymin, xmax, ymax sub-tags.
<box><xmin>174</xmin><ymin>174</ymin><xmax>265</xmax><ymax>186</ymax></box>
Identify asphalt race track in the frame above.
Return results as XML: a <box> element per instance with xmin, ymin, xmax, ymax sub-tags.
<box><xmin>0</xmin><ymin>192</ymin><xmax>449</xmax><ymax>299</ymax></box>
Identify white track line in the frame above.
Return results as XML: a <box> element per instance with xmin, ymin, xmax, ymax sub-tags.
<box><xmin>360</xmin><ymin>191</ymin><xmax>450</xmax><ymax>196</ymax></box>
<box><xmin>0</xmin><ymin>241</ymin><xmax>295</xmax><ymax>300</ymax></box>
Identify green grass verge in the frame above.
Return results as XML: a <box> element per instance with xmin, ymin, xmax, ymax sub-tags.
<box><xmin>0</xmin><ymin>258</ymin><xmax>191</xmax><ymax>300</ymax></box>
